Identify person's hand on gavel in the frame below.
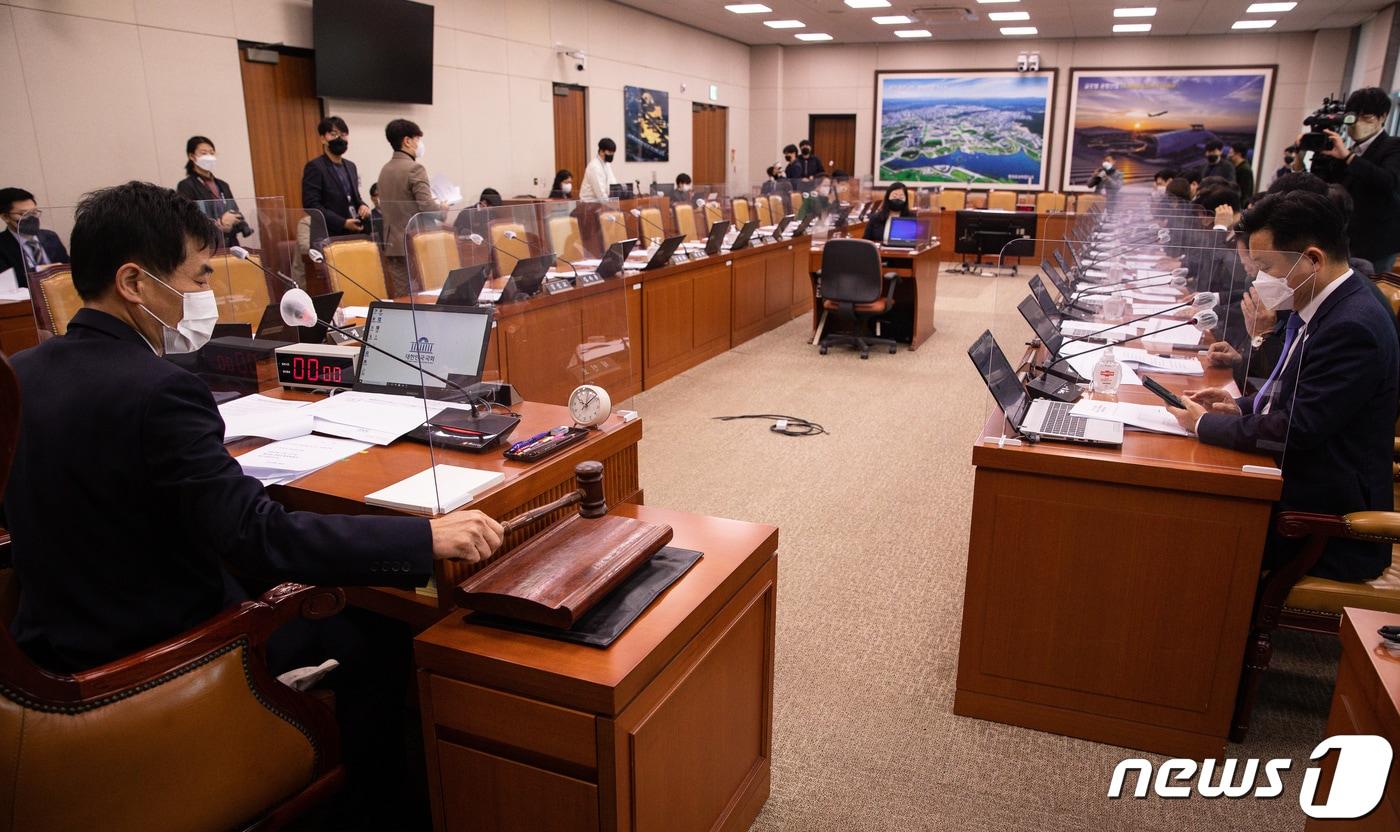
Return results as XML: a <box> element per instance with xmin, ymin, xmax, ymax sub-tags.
<box><xmin>430</xmin><ymin>510</ymin><xmax>504</xmax><ymax>563</ymax></box>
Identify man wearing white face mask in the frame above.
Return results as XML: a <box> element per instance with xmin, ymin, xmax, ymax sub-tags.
<box><xmin>2</xmin><ymin>182</ymin><xmax>505</xmax><ymax>828</ymax></box>
<box><xmin>378</xmin><ymin>118</ymin><xmax>447</xmax><ymax>296</ymax></box>
<box><xmin>1086</xmin><ymin>152</ymin><xmax>1124</xmax><ymax>196</ymax></box>
<box><xmin>1167</xmin><ymin>191</ymin><xmax>1398</xmax><ymax>581</ymax></box>
<box><xmin>1299</xmin><ymin>86</ymin><xmax>1400</xmax><ymax>273</ymax></box>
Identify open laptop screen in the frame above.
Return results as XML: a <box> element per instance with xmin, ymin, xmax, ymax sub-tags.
<box><xmin>355</xmin><ymin>302</ymin><xmax>492</xmax><ymax>396</ymax></box>
<box><xmin>885</xmin><ymin>217</ymin><xmax>922</xmax><ymax>245</ymax></box>
<box><xmin>967</xmin><ymin>330</ymin><xmax>1027</xmax><ymax>428</ymax></box>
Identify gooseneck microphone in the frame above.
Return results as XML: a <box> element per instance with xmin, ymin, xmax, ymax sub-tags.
<box><xmin>1045</xmin><ymin>310</ymin><xmax>1219</xmax><ymax>370</ymax></box>
<box><xmin>1057</xmin><ymin>292</ymin><xmax>1219</xmax><ymax>351</ymax></box>
<box><xmin>306</xmin><ymin>248</ymin><xmax>386</xmax><ymax>301</ymax></box>
<box><xmin>629</xmin><ymin>207</ymin><xmax>665</xmax><ymax>245</ymax></box>
<box><xmin>230</xmin><ymin>245</ymin><xmax>298</xmax><ymax>290</ymax></box>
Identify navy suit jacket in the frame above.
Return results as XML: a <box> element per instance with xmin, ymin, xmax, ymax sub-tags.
<box><xmin>1197</xmin><ymin>272</ymin><xmax>1399</xmax><ymax>581</ymax></box>
<box><xmin>301</xmin><ymin>154</ymin><xmax>366</xmax><ymax>236</ymax></box>
<box><xmin>3</xmin><ymin>309</ymin><xmax>432</xmax><ymax>673</ymax></box>
<box><xmin>0</xmin><ymin>228</ymin><xmax>70</xmax><ymax>288</ymax></box>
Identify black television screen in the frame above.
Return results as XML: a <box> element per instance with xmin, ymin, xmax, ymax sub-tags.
<box><xmin>313</xmin><ymin>0</ymin><xmax>434</xmax><ymax>105</ymax></box>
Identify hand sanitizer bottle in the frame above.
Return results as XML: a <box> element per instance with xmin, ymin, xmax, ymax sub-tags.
<box><xmin>1093</xmin><ymin>347</ymin><xmax>1121</xmax><ymax>396</ymax></box>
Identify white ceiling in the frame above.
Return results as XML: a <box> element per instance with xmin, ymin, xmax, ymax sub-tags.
<box><xmin>612</xmin><ymin>0</ymin><xmax>1390</xmax><ymax>46</ymax></box>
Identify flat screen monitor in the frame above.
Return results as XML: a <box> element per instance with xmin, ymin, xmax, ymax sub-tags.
<box><xmin>313</xmin><ymin>0</ymin><xmax>434</xmax><ymax>105</ymax></box>
<box><xmin>354</xmin><ymin>302</ymin><xmax>491</xmax><ymax>397</ymax></box>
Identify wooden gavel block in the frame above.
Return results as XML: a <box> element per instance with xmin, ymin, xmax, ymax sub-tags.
<box><xmin>454</xmin><ymin>461</ymin><xmax>673</xmax><ymax>628</ymax></box>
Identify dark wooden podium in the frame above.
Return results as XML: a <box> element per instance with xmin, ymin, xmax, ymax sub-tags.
<box><xmin>414</xmin><ymin>504</ymin><xmax>779</xmax><ymax>832</ymax></box>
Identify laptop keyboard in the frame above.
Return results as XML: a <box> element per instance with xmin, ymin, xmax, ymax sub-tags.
<box><xmin>1040</xmin><ymin>402</ymin><xmax>1088</xmax><ymax>438</ymax></box>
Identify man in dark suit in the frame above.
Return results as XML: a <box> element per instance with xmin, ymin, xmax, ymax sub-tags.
<box><xmin>1229</xmin><ymin>144</ymin><xmax>1255</xmax><ymax>198</ymax></box>
<box><xmin>1304</xmin><ymin>86</ymin><xmax>1400</xmax><ymax>273</ymax></box>
<box><xmin>1193</xmin><ymin>139</ymin><xmax>1237</xmax><ymax>184</ymax></box>
<box><xmin>1169</xmin><ymin>191</ymin><xmax>1398</xmax><ymax>581</ymax></box>
<box><xmin>0</xmin><ymin>187</ymin><xmax>70</xmax><ymax>288</ymax></box>
<box><xmin>3</xmin><ymin>181</ymin><xmax>501</xmax><ymax>829</ymax></box>
<box><xmin>782</xmin><ymin>144</ymin><xmax>802</xmax><ymax>181</ymax></box>
<box><xmin>798</xmin><ymin>138</ymin><xmax>825</xmax><ymax>178</ymax></box>
<box><xmin>301</xmin><ymin>115</ymin><xmax>371</xmax><ymax>238</ymax></box>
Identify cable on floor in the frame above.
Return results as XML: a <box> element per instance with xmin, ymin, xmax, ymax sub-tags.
<box><xmin>711</xmin><ymin>414</ymin><xmax>828</xmax><ymax>437</ymax></box>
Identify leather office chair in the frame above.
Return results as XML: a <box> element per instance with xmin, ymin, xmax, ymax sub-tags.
<box><xmin>674</xmin><ymin>204</ymin><xmax>699</xmax><ymax>243</ymax></box>
<box><xmin>767</xmin><ymin>195</ymin><xmax>785</xmax><ymax>224</ymax></box>
<box><xmin>937</xmin><ymin>189</ymin><xmax>966</xmax><ymax>211</ymax></box>
<box><xmin>322</xmin><ymin>238</ymin><xmax>388</xmax><ymax>307</ymax></box>
<box><xmin>207</xmin><ymin>252</ymin><xmax>273</xmax><ymax>327</ymax></box>
<box><xmin>1076</xmin><ymin>193</ymin><xmax>1105</xmax><ymax>213</ymax></box>
<box><xmin>732</xmin><ymin>198</ymin><xmax>751</xmax><ymax>226</ymax></box>
<box><xmin>34</xmin><ymin>266</ymin><xmax>80</xmax><ymax>336</ymax></box>
<box><xmin>408</xmin><ymin>229</ymin><xmax>461</xmax><ymax>293</ymax></box>
<box><xmin>489</xmin><ymin>222</ymin><xmax>531</xmax><ymax>277</ymax></box>
<box><xmin>987</xmin><ymin>190</ymin><xmax>1017</xmax><ymax>211</ymax></box>
<box><xmin>0</xmin><ymin>349</ymin><xmax>346</xmax><ymax>832</ymax></box>
<box><xmin>1230</xmin><ymin>511</ymin><xmax>1400</xmax><ymax>740</ymax></box>
<box><xmin>815</xmin><ymin>239</ymin><xmax>899</xmax><ymax>359</ymax></box>
<box><xmin>1034</xmin><ymin>192</ymin><xmax>1067</xmax><ymax>213</ymax></box>
<box><xmin>598</xmin><ymin>210</ymin><xmax>629</xmax><ymax>248</ymax></box>
<box><xmin>755</xmin><ymin>197</ymin><xmax>773</xmax><ymax>227</ymax></box>
<box><xmin>548</xmin><ymin>216</ymin><xmax>586</xmax><ymax>262</ymax></box>
<box><xmin>638</xmin><ymin>207</ymin><xmax>665</xmax><ymax>247</ymax></box>
<box><xmin>789</xmin><ymin>192</ymin><xmax>804</xmax><ymax>215</ymax></box>
<box><xmin>704</xmin><ymin>201</ymin><xmax>722</xmax><ymax>228</ymax></box>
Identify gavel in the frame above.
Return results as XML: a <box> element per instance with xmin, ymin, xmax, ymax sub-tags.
<box><xmin>500</xmin><ymin>461</ymin><xmax>606</xmax><ymax>534</ymax></box>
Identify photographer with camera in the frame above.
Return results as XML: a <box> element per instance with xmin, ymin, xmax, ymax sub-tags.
<box><xmin>1295</xmin><ymin>87</ymin><xmax>1400</xmax><ymax>272</ymax></box>
<box><xmin>176</xmin><ymin>135</ymin><xmax>249</xmax><ymax>249</ymax></box>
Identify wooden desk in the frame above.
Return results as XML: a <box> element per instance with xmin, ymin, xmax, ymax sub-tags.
<box><xmin>1307</xmin><ymin>608</ymin><xmax>1400</xmax><ymax>831</ymax></box>
<box><xmin>233</xmin><ymin>393</ymin><xmax>643</xmax><ymax>629</ymax></box>
<box><xmin>934</xmin><ymin>209</ymin><xmax>1071</xmax><ymax>268</ymax></box>
<box><xmin>808</xmin><ymin>240</ymin><xmax>941</xmax><ymax>350</ymax></box>
<box><xmin>955</xmin><ymin>354</ymin><xmax>1284</xmax><ymax>758</ymax></box>
<box><xmin>0</xmin><ymin>299</ymin><xmax>38</xmax><ymax>355</ymax></box>
<box><xmin>415</xmin><ymin>503</ymin><xmax>778</xmax><ymax>832</ymax></box>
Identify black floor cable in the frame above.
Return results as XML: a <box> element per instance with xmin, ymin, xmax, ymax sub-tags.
<box><xmin>712</xmin><ymin>414</ymin><xmax>828</xmax><ymax>437</ymax></box>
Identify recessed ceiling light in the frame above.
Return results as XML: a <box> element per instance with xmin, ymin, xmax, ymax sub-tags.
<box><xmin>795</xmin><ymin>32</ymin><xmax>834</xmax><ymax>41</ymax></box>
<box><xmin>1000</xmin><ymin>26</ymin><xmax>1037</xmax><ymax>35</ymax></box>
<box><xmin>894</xmin><ymin>28</ymin><xmax>933</xmax><ymax>37</ymax></box>
<box><xmin>1246</xmin><ymin>2</ymin><xmax>1296</xmax><ymax>11</ymax></box>
<box><xmin>1113</xmin><ymin>7</ymin><xmax>1156</xmax><ymax>17</ymax></box>
<box><xmin>873</xmin><ymin>14</ymin><xmax>913</xmax><ymax>24</ymax></box>
<box><xmin>724</xmin><ymin>3</ymin><xmax>771</xmax><ymax>13</ymax></box>
<box><xmin>844</xmin><ymin>0</ymin><xmax>891</xmax><ymax>7</ymax></box>
<box><xmin>1113</xmin><ymin>22</ymin><xmax>1151</xmax><ymax>32</ymax></box>
<box><xmin>1232</xmin><ymin>18</ymin><xmax>1276</xmax><ymax>28</ymax></box>
<box><xmin>764</xmin><ymin>19</ymin><xmax>805</xmax><ymax>28</ymax></box>
<box><xmin>988</xmin><ymin>10</ymin><xmax>1029</xmax><ymax>20</ymax></box>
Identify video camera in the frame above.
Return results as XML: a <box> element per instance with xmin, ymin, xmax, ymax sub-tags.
<box><xmin>1300</xmin><ymin>96</ymin><xmax>1353</xmax><ymax>153</ymax></box>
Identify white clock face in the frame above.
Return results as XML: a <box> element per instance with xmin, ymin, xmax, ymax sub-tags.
<box><xmin>569</xmin><ymin>384</ymin><xmax>611</xmax><ymax>427</ymax></box>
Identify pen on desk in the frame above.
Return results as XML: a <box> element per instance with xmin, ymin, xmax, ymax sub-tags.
<box><xmin>508</xmin><ymin>429</ymin><xmax>551</xmax><ymax>452</ymax></box>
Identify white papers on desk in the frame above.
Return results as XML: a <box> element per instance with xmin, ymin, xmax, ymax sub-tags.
<box><xmin>303</xmin><ymin>391</ymin><xmax>451</xmax><ymax>445</ymax></box>
<box><xmin>1069</xmin><ymin>400</ymin><xmax>1190</xmax><ymax>436</ymax></box>
<box><xmin>1106</xmin><ymin>347</ymin><xmax>1204</xmax><ymax>376</ymax></box>
<box><xmin>364</xmin><ymin>464</ymin><xmax>505</xmax><ymax>515</ymax></box>
<box><xmin>1129</xmin><ymin>302</ymin><xmax>1180</xmax><ymax>316</ymax></box>
<box><xmin>574</xmin><ymin>258</ymin><xmax>603</xmax><ymax>269</ymax></box>
<box><xmin>219</xmin><ymin>394</ymin><xmax>314</xmax><ymax>442</ymax></box>
<box><xmin>1132</xmin><ymin>283</ymin><xmax>1179</xmax><ymax>297</ymax></box>
<box><xmin>236</xmin><ymin>435</ymin><xmax>371</xmax><ymax>486</ymax></box>
<box><xmin>418</xmin><ymin>288</ymin><xmax>443</xmax><ymax>298</ymax></box>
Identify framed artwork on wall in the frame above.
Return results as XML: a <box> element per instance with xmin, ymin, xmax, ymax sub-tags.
<box><xmin>1061</xmin><ymin>66</ymin><xmax>1276</xmax><ymax>191</ymax></box>
<box><xmin>623</xmin><ymin>85</ymin><xmax>670</xmax><ymax>162</ymax></box>
<box><xmin>873</xmin><ymin>69</ymin><xmax>1056</xmax><ymax>190</ymax></box>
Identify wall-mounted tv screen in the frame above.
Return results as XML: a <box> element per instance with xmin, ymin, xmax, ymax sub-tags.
<box><xmin>313</xmin><ymin>0</ymin><xmax>434</xmax><ymax>105</ymax></box>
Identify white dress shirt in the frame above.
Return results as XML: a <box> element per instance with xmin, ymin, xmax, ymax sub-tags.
<box><xmin>579</xmin><ymin>156</ymin><xmax>617</xmax><ymax>201</ymax></box>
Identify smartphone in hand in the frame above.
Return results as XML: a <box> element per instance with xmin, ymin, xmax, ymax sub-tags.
<box><xmin>1142</xmin><ymin>375</ymin><xmax>1186</xmax><ymax>409</ymax></box>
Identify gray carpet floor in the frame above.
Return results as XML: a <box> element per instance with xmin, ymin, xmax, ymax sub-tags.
<box><xmin>628</xmin><ymin>271</ymin><xmax>1339</xmax><ymax>832</ymax></box>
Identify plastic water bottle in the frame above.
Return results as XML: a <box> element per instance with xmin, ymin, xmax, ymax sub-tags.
<box><xmin>1102</xmin><ymin>293</ymin><xmax>1127</xmax><ymax>321</ymax></box>
<box><xmin>1093</xmin><ymin>347</ymin><xmax>1122</xmax><ymax>396</ymax></box>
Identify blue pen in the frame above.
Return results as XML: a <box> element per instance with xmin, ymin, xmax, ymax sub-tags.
<box><xmin>508</xmin><ymin>429</ymin><xmax>551</xmax><ymax>453</ymax></box>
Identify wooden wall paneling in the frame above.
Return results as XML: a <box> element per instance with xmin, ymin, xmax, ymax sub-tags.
<box><xmin>553</xmin><ymin>85</ymin><xmax>589</xmax><ymax>194</ymax></box>
<box><xmin>692</xmin><ymin>105</ymin><xmax>727</xmax><ymax>186</ymax></box>
<box><xmin>809</xmin><ymin>115</ymin><xmax>856</xmax><ymax>176</ymax></box>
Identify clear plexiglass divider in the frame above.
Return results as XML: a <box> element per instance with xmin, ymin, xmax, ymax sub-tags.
<box><xmin>972</xmin><ymin>188</ymin><xmax>1298</xmax><ymax>477</ymax></box>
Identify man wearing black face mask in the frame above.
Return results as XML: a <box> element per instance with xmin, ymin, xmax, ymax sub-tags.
<box><xmin>580</xmin><ymin>137</ymin><xmax>620</xmax><ymax>200</ymax></box>
<box><xmin>301</xmin><ymin>116</ymin><xmax>370</xmax><ymax>239</ymax></box>
<box><xmin>798</xmin><ymin>139</ymin><xmax>825</xmax><ymax>178</ymax></box>
<box><xmin>782</xmin><ymin>144</ymin><xmax>802</xmax><ymax>181</ymax></box>
<box><xmin>1194</xmin><ymin>139</ymin><xmax>1237</xmax><ymax>184</ymax></box>
<box><xmin>1273</xmin><ymin>145</ymin><xmax>1298</xmax><ymax>187</ymax></box>
<box><xmin>0</xmin><ymin>187</ymin><xmax>70</xmax><ymax>288</ymax></box>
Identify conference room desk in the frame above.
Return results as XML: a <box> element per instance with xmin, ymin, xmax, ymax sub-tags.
<box><xmin>415</xmin><ymin>503</ymin><xmax>778</xmax><ymax>832</ymax></box>
<box><xmin>230</xmin><ymin>393</ymin><xmax>643</xmax><ymax>629</ymax></box>
<box><xmin>0</xmin><ymin>298</ymin><xmax>38</xmax><ymax>354</ymax></box>
<box><xmin>807</xmin><ymin>239</ymin><xmax>941</xmax><ymax>349</ymax></box>
<box><xmin>933</xmin><ymin>209</ymin><xmax>1073</xmax><ymax>267</ymax></box>
<box><xmin>955</xmin><ymin>353</ymin><xmax>1284</xmax><ymax>758</ymax></box>
<box><xmin>1307</xmin><ymin>608</ymin><xmax>1400</xmax><ymax>831</ymax></box>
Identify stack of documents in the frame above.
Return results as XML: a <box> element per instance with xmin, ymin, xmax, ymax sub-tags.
<box><xmin>1105</xmin><ymin>347</ymin><xmax>1204</xmax><ymax>376</ymax></box>
<box><xmin>303</xmin><ymin>391</ymin><xmax>453</xmax><ymax>445</ymax></box>
<box><xmin>364</xmin><ymin>464</ymin><xmax>505</xmax><ymax>515</ymax></box>
<box><xmin>236</xmin><ymin>434</ymin><xmax>372</xmax><ymax>486</ymax></box>
<box><xmin>219</xmin><ymin>394</ymin><xmax>314</xmax><ymax>443</ymax></box>
<box><xmin>0</xmin><ymin>268</ymin><xmax>28</xmax><ymax>301</ymax></box>
<box><xmin>1069</xmin><ymin>399</ymin><xmax>1190</xmax><ymax>436</ymax></box>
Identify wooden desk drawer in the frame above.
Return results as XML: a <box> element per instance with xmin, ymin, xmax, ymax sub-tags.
<box><xmin>429</xmin><ymin>675</ymin><xmax>597</xmax><ymax>773</ymax></box>
<box><xmin>438</xmin><ymin>741</ymin><xmax>599</xmax><ymax>832</ymax></box>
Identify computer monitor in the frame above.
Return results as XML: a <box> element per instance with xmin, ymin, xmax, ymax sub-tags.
<box><xmin>884</xmin><ymin>216</ymin><xmax>923</xmax><ymax>247</ymax></box>
<box><xmin>353</xmin><ymin>301</ymin><xmax>493</xmax><ymax>399</ymax></box>
<box><xmin>438</xmin><ymin>264</ymin><xmax>491</xmax><ymax>306</ymax></box>
<box><xmin>1028</xmin><ymin>276</ymin><xmax>1063</xmax><ymax>323</ymax></box>
<box><xmin>703</xmin><ymin>221</ymin><xmax>732</xmax><ymax>257</ymax></box>
<box><xmin>510</xmin><ymin>253</ymin><xmax>556</xmax><ymax>295</ymax></box>
<box><xmin>728</xmin><ymin>220</ymin><xmax>759</xmax><ymax>252</ymax></box>
<box><xmin>967</xmin><ymin>330</ymin><xmax>1029</xmax><ymax>430</ymax></box>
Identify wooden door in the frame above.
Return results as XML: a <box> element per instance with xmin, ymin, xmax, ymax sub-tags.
<box><xmin>809</xmin><ymin>114</ymin><xmax>856</xmax><ymax>176</ymax></box>
<box><xmin>692</xmin><ymin>104</ymin><xmax>728</xmax><ymax>187</ymax></box>
<box><xmin>553</xmin><ymin>84</ymin><xmax>588</xmax><ymax>192</ymax></box>
<box><xmin>239</xmin><ymin>48</ymin><xmax>322</xmax><ymax>211</ymax></box>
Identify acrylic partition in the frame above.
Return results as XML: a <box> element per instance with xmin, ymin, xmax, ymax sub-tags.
<box><xmin>975</xmin><ymin>186</ymin><xmax>1299</xmax><ymax>477</ymax></box>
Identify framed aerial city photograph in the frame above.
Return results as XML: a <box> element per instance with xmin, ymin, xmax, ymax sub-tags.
<box><xmin>623</xmin><ymin>85</ymin><xmax>670</xmax><ymax>162</ymax></box>
<box><xmin>1061</xmin><ymin>66</ymin><xmax>1276</xmax><ymax>191</ymax></box>
<box><xmin>873</xmin><ymin>69</ymin><xmax>1056</xmax><ymax>191</ymax></box>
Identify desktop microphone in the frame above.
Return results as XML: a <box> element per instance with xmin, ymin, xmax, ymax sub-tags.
<box><xmin>306</xmin><ymin>248</ymin><xmax>386</xmax><ymax>301</ymax></box>
<box><xmin>1048</xmin><ymin>310</ymin><xmax>1218</xmax><ymax>366</ymax></box>
<box><xmin>494</xmin><ymin>230</ymin><xmax>524</xmax><ymax>271</ymax></box>
<box><xmin>1077</xmin><ymin>228</ymin><xmax>1171</xmax><ymax>269</ymax></box>
<box><xmin>230</xmin><ymin>245</ymin><xmax>298</xmax><ymax>290</ymax></box>
<box><xmin>503</xmin><ymin>229</ymin><xmax>578</xmax><ymax>280</ymax></box>
<box><xmin>629</xmin><ymin>207</ymin><xmax>665</xmax><ymax>244</ymax></box>
<box><xmin>1074</xmin><ymin>271</ymin><xmax>1189</xmax><ymax>299</ymax></box>
<box><xmin>1057</xmin><ymin>292</ymin><xmax>1219</xmax><ymax>351</ymax></box>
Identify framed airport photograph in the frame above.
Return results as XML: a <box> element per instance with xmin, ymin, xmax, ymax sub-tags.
<box><xmin>873</xmin><ymin>69</ymin><xmax>1056</xmax><ymax>191</ymax></box>
<box><xmin>1061</xmin><ymin>66</ymin><xmax>1276</xmax><ymax>191</ymax></box>
<box><xmin>623</xmin><ymin>85</ymin><xmax>669</xmax><ymax>162</ymax></box>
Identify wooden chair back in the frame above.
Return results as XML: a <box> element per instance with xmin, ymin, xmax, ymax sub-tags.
<box><xmin>322</xmin><ymin>238</ymin><xmax>387</xmax><ymax>307</ymax></box>
<box><xmin>207</xmin><ymin>253</ymin><xmax>272</xmax><ymax>327</ymax></box>
<box><xmin>409</xmin><ymin>229</ymin><xmax>461</xmax><ymax>292</ymax></box>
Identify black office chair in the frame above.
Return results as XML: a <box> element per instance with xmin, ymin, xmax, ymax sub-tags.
<box><xmin>816</xmin><ymin>238</ymin><xmax>899</xmax><ymax>359</ymax></box>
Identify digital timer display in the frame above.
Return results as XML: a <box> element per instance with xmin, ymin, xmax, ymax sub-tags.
<box><xmin>274</xmin><ymin>345</ymin><xmax>359</xmax><ymax>391</ymax></box>
<box><xmin>289</xmin><ymin>355</ymin><xmax>345</xmax><ymax>384</ymax></box>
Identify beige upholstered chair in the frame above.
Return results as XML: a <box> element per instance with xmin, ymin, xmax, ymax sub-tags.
<box><xmin>732</xmin><ymin>198</ymin><xmax>751</xmax><ymax>225</ymax></box>
<box><xmin>207</xmin><ymin>252</ymin><xmax>272</xmax><ymax>327</ymax></box>
<box><xmin>321</xmin><ymin>238</ymin><xmax>387</xmax><ymax>307</ymax></box>
<box><xmin>408</xmin><ymin>229</ymin><xmax>461</xmax><ymax>292</ymax></box>
<box><xmin>34</xmin><ymin>267</ymin><xmax>81</xmax><ymax>336</ymax></box>
<box><xmin>598</xmin><ymin>210</ymin><xmax>629</xmax><ymax>248</ymax></box>
<box><xmin>673</xmin><ymin>204</ymin><xmax>699</xmax><ymax>243</ymax></box>
<box><xmin>987</xmin><ymin>190</ymin><xmax>1017</xmax><ymax>211</ymax></box>
<box><xmin>490</xmin><ymin>222</ymin><xmax>531</xmax><ymax>275</ymax></box>
<box><xmin>937</xmin><ymin>190</ymin><xmax>966</xmax><ymax>211</ymax></box>
<box><xmin>548</xmin><ymin>216</ymin><xmax>586</xmax><ymax>262</ymax></box>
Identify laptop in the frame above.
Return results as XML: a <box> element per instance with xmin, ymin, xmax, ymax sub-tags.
<box><xmin>883</xmin><ymin>216</ymin><xmax>923</xmax><ymax>248</ymax></box>
<box><xmin>773</xmin><ymin>213</ymin><xmax>795</xmax><ymax>239</ymax></box>
<box><xmin>703</xmin><ymin>220</ymin><xmax>732</xmax><ymax>257</ymax></box>
<box><xmin>831</xmin><ymin>204</ymin><xmax>853</xmax><ymax>231</ymax></box>
<box><xmin>1016</xmin><ymin>295</ymin><xmax>1088</xmax><ymax>383</ymax></box>
<box><xmin>596</xmin><ymin>239</ymin><xmax>637</xmax><ymax>278</ymax></box>
<box><xmin>438</xmin><ymin>264</ymin><xmax>491</xmax><ymax>306</ymax></box>
<box><xmin>857</xmin><ymin>202</ymin><xmax>872</xmax><ymax>222</ymax></box>
<box><xmin>509</xmin><ymin>253</ymin><xmax>557</xmax><ymax>295</ymax></box>
<box><xmin>788</xmin><ymin>213</ymin><xmax>816</xmax><ymax>238</ymax></box>
<box><xmin>1028</xmin><ymin>276</ymin><xmax>1077</xmax><ymax>324</ymax></box>
<box><xmin>354</xmin><ymin>301</ymin><xmax>495</xmax><ymax>401</ymax></box>
<box><xmin>1041</xmin><ymin>259</ymin><xmax>1076</xmax><ymax>299</ymax></box>
<box><xmin>967</xmin><ymin>330</ymin><xmax>1122</xmax><ymax>446</ymax></box>
<box><xmin>642</xmin><ymin>234</ymin><xmax>685</xmax><ymax>270</ymax></box>
<box><xmin>256</xmin><ymin>291</ymin><xmax>343</xmax><ymax>344</ymax></box>
<box><xmin>726</xmin><ymin>220</ymin><xmax>759</xmax><ymax>252</ymax></box>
